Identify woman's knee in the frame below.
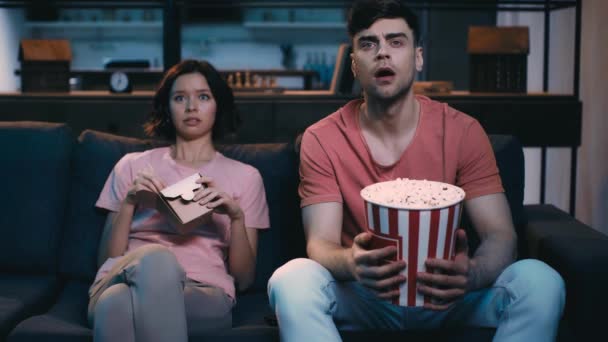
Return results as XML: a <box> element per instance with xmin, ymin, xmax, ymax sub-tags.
<box><xmin>93</xmin><ymin>284</ymin><xmax>134</xmax><ymax>332</ymax></box>
<box><xmin>131</xmin><ymin>244</ymin><xmax>184</xmax><ymax>280</ymax></box>
<box><xmin>136</xmin><ymin>244</ymin><xmax>178</xmax><ymax>266</ymax></box>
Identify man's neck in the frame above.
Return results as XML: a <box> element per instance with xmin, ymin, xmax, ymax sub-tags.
<box><xmin>361</xmin><ymin>90</ymin><xmax>419</xmax><ymax>137</ymax></box>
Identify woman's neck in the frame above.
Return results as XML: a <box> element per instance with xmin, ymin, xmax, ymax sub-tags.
<box><xmin>171</xmin><ymin>136</ymin><xmax>216</xmax><ymax>166</ymax></box>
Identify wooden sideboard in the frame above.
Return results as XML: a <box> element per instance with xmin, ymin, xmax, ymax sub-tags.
<box><xmin>0</xmin><ymin>91</ymin><xmax>581</xmax><ymax>213</ymax></box>
<box><xmin>0</xmin><ymin>91</ymin><xmax>580</xmax><ymax>146</ymax></box>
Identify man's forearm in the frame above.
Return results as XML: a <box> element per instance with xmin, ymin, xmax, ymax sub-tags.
<box><xmin>307</xmin><ymin>238</ymin><xmax>355</xmax><ymax>281</ymax></box>
<box><xmin>468</xmin><ymin>231</ymin><xmax>517</xmax><ymax>290</ymax></box>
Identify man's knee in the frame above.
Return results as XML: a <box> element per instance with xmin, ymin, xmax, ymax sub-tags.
<box><xmin>505</xmin><ymin>259</ymin><xmax>565</xmax><ymax>313</ymax></box>
<box><xmin>268</xmin><ymin>258</ymin><xmax>334</xmax><ymax>306</ymax></box>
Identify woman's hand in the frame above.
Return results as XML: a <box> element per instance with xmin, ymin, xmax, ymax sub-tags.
<box><xmin>125</xmin><ymin>168</ymin><xmax>165</xmax><ymax>205</ymax></box>
<box><xmin>194</xmin><ymin>176</ymin><xmax>244</xmax><ymax>222</ymax></box>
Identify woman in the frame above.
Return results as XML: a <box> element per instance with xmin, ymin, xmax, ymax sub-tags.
<box><xmin>89</xmin><ymin>60</ymin><xmax>269</xmax><ymax>342</ymax></box>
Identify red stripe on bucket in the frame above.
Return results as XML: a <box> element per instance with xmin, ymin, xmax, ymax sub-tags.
<box><xmin>425</xmin><ymin>209</ymin><xmax>441</xmax><ymax>304</ymax></box>
<box><xmin>444</xmin><ymin>206</ymin><xmax>455</xmax><ymax>260</ymax></box>
<box><xmin>408</xmin><ymin>211</ymin><xmax>420</xmax><ymax>306</ymax></box>
<box><xmin>388</xmin><ymin>208</ymin><xmax>398</xmax><ymax>236</ymax></box>
<box><xmin>372</xmin><ymin>204</ymin><xmax>380</xmax><ymax>233</ymax></box>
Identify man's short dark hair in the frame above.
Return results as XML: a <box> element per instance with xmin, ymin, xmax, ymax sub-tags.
<box><xmin>144</xmin><ymin>59</ymin><xmax>240</xmax><ymax>141</ymax></box>
<box><xmin>348</xmin><ymin>0</ymin><xmax>421</xmax><ymax>46</ymax></box>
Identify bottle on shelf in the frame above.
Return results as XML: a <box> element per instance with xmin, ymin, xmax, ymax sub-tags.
<box><xmin>319</xmin><ymin>53</ymin><xmax>327</xmax><ymax>89</ymax></box>
<box><xmin>326</xmin><ymin>54</ymin><xmax>336</xmax><ymax>89</ymax></box>
<box><xmin>312</xmin><ymin>52</ymin><xmax>321</xmax><ymax>89</ymax></box>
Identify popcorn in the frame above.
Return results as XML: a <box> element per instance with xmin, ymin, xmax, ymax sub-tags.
<box><xmin>360</xmin><ymin>178</ymin><xmax>465</xmax><ymax>307</ymax></box>
<box><xmin>360</xmin><ymin>178</ymin><xmax>465</xmax><ymax>210</ymax></box>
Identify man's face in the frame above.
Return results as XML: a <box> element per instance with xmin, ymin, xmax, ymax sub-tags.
<box><xmin>351</xmin><ymin>18</ymin><xmax>423</xmax><ymax>102</ymax></box>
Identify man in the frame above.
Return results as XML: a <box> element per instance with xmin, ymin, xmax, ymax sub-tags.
<box><xmin>268</xmin><ymin>1</ymin><xmax>565</xmax><ymax>341</ymax></box>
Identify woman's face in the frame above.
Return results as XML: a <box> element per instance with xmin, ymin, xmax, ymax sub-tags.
<box><xmin>169</xmin><ymin>72</ymin><xmax>217</xmax><ymax>142</ymax></box>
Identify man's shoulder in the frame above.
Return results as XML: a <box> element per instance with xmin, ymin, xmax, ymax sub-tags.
<box><xmin>305</xmin><ymin>99</ymin><xmax>361</xmax><ymax>138</ymax></box>
<box><xmin>418</xmin><ymin>95</ymin><xmax>478</xmax><ymax>129</ymax></box>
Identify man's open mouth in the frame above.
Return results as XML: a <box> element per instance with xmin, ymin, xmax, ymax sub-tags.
<box><xmin>375</xmin><ymin>68</ymin><xmax>395</xmax><ymax>78</ymax></box>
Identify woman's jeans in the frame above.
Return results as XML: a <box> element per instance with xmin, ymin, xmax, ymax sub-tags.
<box><xmin>268</xmin><ymin>258</ymin><xmax>565</xmax><ymax>342</ymax></box>
<box><xmin>88</xmin><ymin>244</ymin><xmax>233</xmax><ymax>342</ymax></box>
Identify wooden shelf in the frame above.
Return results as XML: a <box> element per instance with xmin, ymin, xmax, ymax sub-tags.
<box><xmin>25</xmin><ymin>21</ymin><xmax>162</xmax><ymax>29</ymax></box>
<box><xmin>243</xmin><ymin>21</ymin><xmax>346</xmax><ymax>29</ymax></box>
<box><xmin>25</xmin><ymin>21</ymin><xmax>162</xmax><ymax>39</ymax></box>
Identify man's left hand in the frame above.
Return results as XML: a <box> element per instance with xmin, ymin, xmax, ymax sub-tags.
<box><xmin>416</xmin><ymin>229</ymin><xmax>472</xmax><ymax>310</ymax></box>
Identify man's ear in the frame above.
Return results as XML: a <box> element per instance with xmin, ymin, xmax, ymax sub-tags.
<box><xmin>351</xmin><ymin>54</ymin><xmax>357</xmax><ymax>77</ymax></box>
<box><xmin>415</xmin><ymin>47</ymin><xmax>424</xmax><ymax>72</ymax></box>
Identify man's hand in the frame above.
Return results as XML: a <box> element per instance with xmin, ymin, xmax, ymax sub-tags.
<box><xmin>416</xmin><ymin>229</ymin><xmax>472</xmax><ymax>310</ymax></box>
<box><xmin>350</xmin><ymin>232</ymin><xmax>407</xmax><ymax>300</ymax></box>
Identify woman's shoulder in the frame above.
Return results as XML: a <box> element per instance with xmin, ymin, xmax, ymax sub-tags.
<box><xmin>114</xmin><ymin>147</ymin><xmax>170</xmax><ymax>170</ymax></box>
<box><xmin>214</xmin><ymin>153</ymin><xmax>262</xmax><ymax>180</ymax></box>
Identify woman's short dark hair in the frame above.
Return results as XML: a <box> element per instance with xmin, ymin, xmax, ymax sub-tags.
<box><xmin>348</xmin><ymin>0</ymin><xmax>421</xmax><ymax>46</ymax></box>
<box><xmin>144</xmin><ymin>59</ymin><xmax>240</xmax><ymax>141</ymax></box>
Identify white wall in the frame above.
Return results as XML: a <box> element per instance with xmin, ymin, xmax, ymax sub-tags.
<box><xmin>578</xmin><ymin>0</ymin><xmax>608</xmax><ymax>234</ymax></box>
<box><xmin>0</xmin><ymin>8</ymin><xmax>25</xmax><ymax>91</ymax></box>
<box><xmin>20</xmin><ymin>8</ymin><xmax>348</xmax><ymax>90</ymax></box>
<box><xmin>497</xmin><ymin>8</ymin><xmax>575</xmax><ymax>212</ymax></box>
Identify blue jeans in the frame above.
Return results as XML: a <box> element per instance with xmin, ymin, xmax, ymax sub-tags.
<box><xmin>268</xmin><ymin>258</ymin><xmax>565</xmax><ymax>342</ymax></box>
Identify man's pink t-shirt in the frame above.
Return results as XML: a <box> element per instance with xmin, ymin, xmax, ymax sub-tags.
<box><xmin>96</xmin><ymin>147</ymin><xmax>270</xmax><ymax>300</ymax></box>
<box><xmin>299</xmin><ymin>95</ymin><xmax>504</xmax><ymax>247</ymax></box>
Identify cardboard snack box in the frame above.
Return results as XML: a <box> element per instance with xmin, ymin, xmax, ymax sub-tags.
<box><xmin>136</xmin><ymin>173</ymin><xmax>212</xmax><ymax>232</ymax></box>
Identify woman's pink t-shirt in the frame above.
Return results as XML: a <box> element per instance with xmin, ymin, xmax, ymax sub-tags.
<box><xmin>299</xmin><ymin>96</ymin><xmax>504</xmax><ymax>247</ymax></box>
<box><xmin>96</xmin><ymin>147</ymin><xmax>270</xmax><ymax>300</ymax></box>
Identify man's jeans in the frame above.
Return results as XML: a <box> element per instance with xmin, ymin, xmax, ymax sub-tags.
<box><xmin>268</xmin><ymin>258</ymin><xmax>565</xmax><ymax>342</ymax></box>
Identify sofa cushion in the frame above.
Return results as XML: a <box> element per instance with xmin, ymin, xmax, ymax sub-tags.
<box><xmin>189</xmin><ymin>292</ymin><xmax>278</xmax><ymax>342</ymax></box>
<box><xmin>0</xmin><ymin>274</ymin><xmax>61</xmax><ymax>340</ymax></box>
<box><xmin>7</xmin><ymin>280</ymin><xmax>91</xmax><ymax>342</ymax></box>
<box><xmin>0</xmin><ymin>122</ymin><xmax>74</xmax><ymax>273</ymax></box>
<box><xmin>219</xmin><ymin>144</ymin><xmax>305</xmax><ymax>292</ymax></box>
<box><xmin>231</xmin><ymin>292</ymin><xmax>274</xmax><ymax>327</ymax></box>
<box><xmin>59</xmin><ymin>130</ymin><xmax>167</xmax><ymax>281</ymax></box>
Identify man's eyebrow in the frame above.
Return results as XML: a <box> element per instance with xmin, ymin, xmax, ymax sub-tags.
<box><xmin>384</xmin><ymin>32</ymin><xmax>408</xmax><ymax>40</ymax></box>
<box><xmin>357</xmin><ymin>35</ymin><xmax>379</xmax><ymax>44</ymax></box>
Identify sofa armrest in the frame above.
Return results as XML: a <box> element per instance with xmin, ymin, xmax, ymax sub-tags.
<box><xmin>523</xmin><ymin>204</ymin><xmax>606</xmax><ymax>258</ymax></box>
<box><xmin>523</xmin><ymin>204</ymin><xmax>608</xmax><ymax>340</ymax></box>
<box><xmin>539</xmin><ymin>236</ymin><xmax>608</xmax><ymax>340</ymax></box>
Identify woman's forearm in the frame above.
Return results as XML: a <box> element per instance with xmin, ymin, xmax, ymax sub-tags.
<box><xmin>97</xmin><ymin>201</ymin><xmax>135</xmax><ymax>266</ymax></box>
<box><xmin>228</xmin><ymin>216</ymin><xmax>257</xmax><ymax>291</ymax></box>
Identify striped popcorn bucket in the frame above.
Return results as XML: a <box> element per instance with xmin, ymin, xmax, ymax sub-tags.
<box><xmin>361</xmin><ymin>180</ymin><xmax>464</xmax><ymax>307</ymax></box>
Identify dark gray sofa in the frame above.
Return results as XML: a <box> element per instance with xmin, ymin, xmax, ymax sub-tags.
<box><xmin>1</xmin><ymin>121</ymin><xmax>606</xmax><ymax>342</ymax></box>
